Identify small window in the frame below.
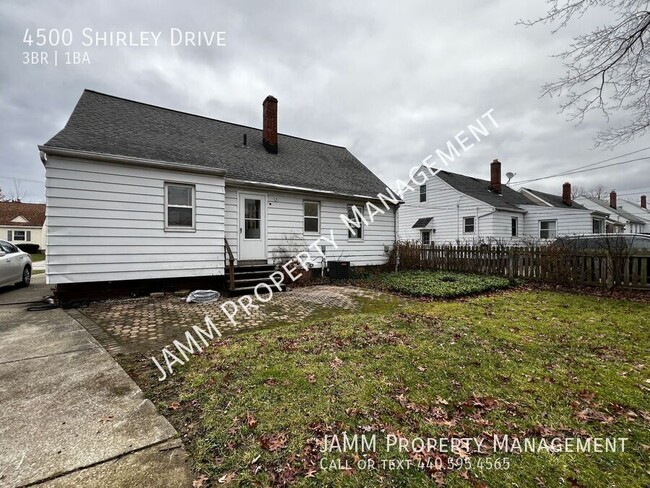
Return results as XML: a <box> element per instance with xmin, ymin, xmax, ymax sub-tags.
<box><xmin>419</xmin><ymin>184</ymin><xmax>427</xmax><ymax>202</ymax></box>
<box><xmin>511</xmin><ymin>217</ymin><xmax>518</xmax><ymax>237</ymax></box>
<box><xmin>592</xmin><ymin>219</ymin><xmax>604</xmax><ymax>234</ymax></box>
<box><xmin>303</xmin><ymin>201</ymin><xmax>320</xmax><ymax>233</ymax></box>
<box><xmin>347</xmin><ymin>205</ymin><xmax>363</xmax><ymax>239</ymax></box>
<box><xmin>464</xmin><ymin>217</ymin><xmax>475</xmax><ymax>233</ymax></box>
<box><xmin>421</xmin><ymin>230</ymin><xmax>431</xmax><ymax>245</ymax></box>
<box><xmin>166</xmin><ymin>183</ymin><xmax>194</xmax><ymax>229</ymax></box>
<box><xmin>539</xmin><ymin>220</ymin><xmax>557</xmax><ymax>239</ymax></box>
<box><xmin>13</xmin><ymin>230</ymin><xmax>27</xmax><ymax>241</ymax></box>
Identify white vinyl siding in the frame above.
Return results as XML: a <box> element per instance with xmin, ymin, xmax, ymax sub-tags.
<box><xmin>45</xmin><ymin>156</ymin><xmax>225</xmax><ymax>284</ymax></box>
<box><xmin>225</xmin><ymin>186</ymin><xmax>395</xmax><ymax>267</ymax></box>
<box><xmin>397</xmin><ymin>167</ymin><xmax>494</xmax><ymax>243</ymax></box>
<box><xmin>521</xmin><ymin>205</ymin><xmax>593</xmax><ymax>240</ymax></box>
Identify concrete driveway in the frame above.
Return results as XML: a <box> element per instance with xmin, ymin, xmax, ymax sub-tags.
<box><xmin>0</xmin><ymin>275</ymin><xmax>192</xmax><ymax>487</ymax></box>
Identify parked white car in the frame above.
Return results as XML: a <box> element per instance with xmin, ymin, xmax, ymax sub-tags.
<box><xmin>0</xmin><ymin>239</ymin><xmax>32</xmax><ymax>288</ymax></box>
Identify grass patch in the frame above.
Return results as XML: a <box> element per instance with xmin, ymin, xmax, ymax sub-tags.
<box><xmin>141</xmin><ymin>290</ymin><xmax>649</xmax><ymax>487</ymax></box>
<box><xmin>381</xmin><ymin>270</ymin><xmax>512</xmax><ymax>298</ymax></box>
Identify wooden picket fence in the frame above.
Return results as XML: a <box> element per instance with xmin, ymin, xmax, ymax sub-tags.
<box><xmin>392</xmin><ymin>243</ymin><xmax>650</xmax><ymax>290</ymax></box>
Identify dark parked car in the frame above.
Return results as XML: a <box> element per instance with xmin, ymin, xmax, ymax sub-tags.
<box><xmin>552</xmin><ymin>234</ymin><xmax>650</xmax><ymax>252</ymax></box>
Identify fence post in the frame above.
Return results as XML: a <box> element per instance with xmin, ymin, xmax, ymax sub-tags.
<box><xmin>508</xmin><ymin>247</ymin><xmax>515</xmax><ymax>280</ymax></box>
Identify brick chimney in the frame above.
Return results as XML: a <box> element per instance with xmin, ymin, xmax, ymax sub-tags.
<box><xmin>562</xmin><ymin>182</ymin><xmax>572</xmax><ymax>206</ymax></box>
<box><xmin>609</xmin><ymin>190</ymin><xmax>617</xmax><ymax>209</ymax></box>
<box><xmin>490</xmin><ymin>159</ymin><xmax>501</xmax><ymax>194</ymax></box>
<box><xmin>262</xmin><ymin>95</ymin><xmax>278</xmax><ymax>154</ymax></box>
<box><xmin>641</xmin><ymin>195</ymin><xmax>647</xmax><ymax>209</ymax></box>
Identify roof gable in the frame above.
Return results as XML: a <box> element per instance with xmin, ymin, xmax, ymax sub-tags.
<box><xmin>43</xmin><ymin>90</ymin><xmax>390</xmax><ymax>199</ymax></box>
<box><xmin>578</xmin><ymin>196</ymin><xmax>646</xmax><ymax>223</ymax></box>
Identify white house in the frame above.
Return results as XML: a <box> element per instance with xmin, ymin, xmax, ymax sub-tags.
<box><xmin>0</xmin><ymin>202</ymin><xmax>47</xmax><ymax>251</ymax></box>
<box><xmin>397</xmin><ymin>160</ymin><xmax>606</xmax><ymax>244</ymax></box>
<box><xmin>40</xmin><ymin>90</ymin><xmax>396</xmax><ymax>291</ymax></box>
<box><xmin>619</xmin><ymin>195</ymin><xmax>650</xmax><ymax>232</ymax></box>
<box><xmin>575</xmin><ymin>192</ymin><xmax>648</xmax><ymax>234</ymax></box>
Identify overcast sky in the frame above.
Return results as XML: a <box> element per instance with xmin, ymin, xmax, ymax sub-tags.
<box><xmin>1</xmin><ymin>0</ymin><xmax>648</xmax><ymax>205</ymax></box>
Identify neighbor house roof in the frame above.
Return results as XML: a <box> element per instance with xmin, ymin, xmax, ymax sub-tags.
<box><xmin>434</xmin><ymin>170</ymin><xmax>533</xmax><ymax>211</ymax></box>
<box><xmin>42</xmin><ymin>90</ymin><xmax>390</xmax><ymax>199</ymax></box>
<box><xmin>0</xmin><ymin>202</ymin><xmax>46</xmax><ymax>227</ymax></box>
<box><xmin>520</xmin><ymin>188</ymin><xmax>588</xmax><ymax>210</ymax></box>
<box><xmin>579</xmin><ymin>196</ymin><xmax>646</xmax><ymax>224</ymax></box>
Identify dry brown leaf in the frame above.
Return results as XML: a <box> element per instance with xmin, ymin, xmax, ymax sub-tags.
<box><xmin>168</xmin><ymin>401</ymin><xmax>181</xmax><ymax>411</ymax></box>
<box><xmin>193</xmin><ymin>474</ymin><xmax>209</xmax><ymax>487</ymax></box>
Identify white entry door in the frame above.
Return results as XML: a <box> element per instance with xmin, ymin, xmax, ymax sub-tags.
<box><xmin>238</xmin><ymin>193</ymin><xmax>266</xmax><ymax>260</ymax></box>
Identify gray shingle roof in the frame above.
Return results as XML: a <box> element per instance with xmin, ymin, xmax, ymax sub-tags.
<box><xmin>521</xmin><ymin>188</ymin><xmax>587</xmax><ymax>210</ymax></box>
<box><xmin>43</xmin><ymin>90</ymin><xmax>390</xmax><ymax>199</ymax></box>
<box><xmin>435</xmin><ymin>170</ymin><xmax>532</xmax><ymax>211</ymax></box>
<box><xmin>580</xmin><ymin>196</ymin><xmax>646</xmax><ymax>224</ymax></box>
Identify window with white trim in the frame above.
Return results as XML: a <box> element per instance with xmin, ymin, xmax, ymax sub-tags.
<box><xmin>303</xmin><ymin>201</ymin><xmax>320</xmax><ymax>233</ymax></box>
<box><xmin>511</xmin><ymin>217</ymin><xmax>518</xmax><ymax>237</ymax></box>
<box><xmin>464</xmin><ymin>216</ymin><xmax>475</xmax><ymax>233</ymax></box>
<box><xmin>165</xmin><ymin>183</ymin><xmax>195</xmax><ymax>229</ymax></box>
<box><xmin>12</xmin><ymin>230</ymin><xmax>30</xmax><ymax>241</ymax></box>
<box><xmin>539</xmin><ymin>220</ymin><xmax>557</xmax><ymax>239</ymax></box>
<box><xmin>421</xmin><ymin>230</ymin><xmax>431</xmax><ymax>245</ymax></box>
<box><xmin>419</xmin><ymin>184</ymin><xmax>427</xmax><ymax>202</ymax></box>
<box><xmin>592</xmin><ymin>218</ymin><xmax>604</xmax><ymax>234</ymax></box>
<box><xmin>347</xmin><ymin>205</ymin><xmax>363</xmax><ymax>239</ymax></box>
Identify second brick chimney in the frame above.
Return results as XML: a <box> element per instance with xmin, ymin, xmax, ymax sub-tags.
<box><xmin>490</xmin><ymin>159</ymin><xmax>501</xmax><ymax>194</ymax></box>
<box><xmin>609</xmin><ymin>190</ymin><xmax>617</xmax><ymax>209</ymax></box>
<box><xmin>262</xmin><ymin>95</ymin><xmax>278</xmax><ymax>154</ymax></box>
<box><xmin>642</xmin><ymin>195</ymin><xmax>647</xmax><ymax>209</ymax></box>
<box><xmin>562</xmin><ymin>182</ymin><xmax>572</xmax><ymax>206</ymax></box>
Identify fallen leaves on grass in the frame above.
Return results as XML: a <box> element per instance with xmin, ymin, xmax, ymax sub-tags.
<box><xmin>575</xmin><ymin>408</ymin><xmax>615</xmax><ymax>424</ymax></box>
<box><xmin>260</xmin><ymin>433</ymin><xmax>289</xmax><ymax>452</ymax></box>
<box><xmin>330</xmin><ymin>357</ymin><xmax>344</xmax><ymax>369</ymax></box>
<box><xmin>246</xmin><ymin>411</ymin><xmax>258</xmax><ymax>428</ymax></box>
<box><xmin>168</xmin><ymin>401</ymin><xmax>181</xmax><ymax>410</ymax></box>
<box><xmin>217</xmin><ymin>472</ymin><xmax>236</xmax><ymax>484</ymax></box>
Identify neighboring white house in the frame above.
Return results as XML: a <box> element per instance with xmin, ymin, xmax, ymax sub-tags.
<box><xmin>619</xmin><ymin>195</ymin><xmax>650</xmax><ymax>232</ymax></box>
<box><xmin>0</xmin><ymin>201</ymin><xmax>47</xmax><ymax>251</ymax></box>
<box><xmin>40</xmin><ymin>90</ymin><xmax>396</xmax><ymax>288</ymax></box>
<box><xmin>575</xmin><ymin>192</ymin><xmax>648</xmax><ymax>234</ymax></box>
<box><xmin>397</xmin><ymin>160</ymin><xmax>606</xmax><ymax>244</ymax></box>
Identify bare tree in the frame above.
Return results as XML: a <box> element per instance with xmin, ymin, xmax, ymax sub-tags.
<box><xmin>521</xmin><ymin>1</ymin><xmax>650</xmax><ymax>146</ymax></box>
<box><xmin>11</xmin><ymin>178</ymin><xmax>24</xmax><ymax>202</ymax></box>
<box><xmin>0</xmin><ymin>187</ymin><xmax>7</xmax><ymax>202</ymax></box>
<box><xmin>573</xmin><ymin>184</ymin><xmax>607</xmax><ymax>199</ymax></box>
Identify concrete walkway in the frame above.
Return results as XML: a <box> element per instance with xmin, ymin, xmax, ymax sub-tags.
<box><xmin>0</xmin><ymin>276</ymin><xmax>192</xmax><ymax>487</ymax></box>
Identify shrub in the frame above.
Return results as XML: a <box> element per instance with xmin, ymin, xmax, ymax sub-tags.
<box><xmin>382</xmin><ymin>271</ymin><xmax>512</xmax><ymax>298</ymax></box>
<box><xmin>16</xmin><ymin>243</ymin><xmax>40</xmax><ymax>254</ymax></box>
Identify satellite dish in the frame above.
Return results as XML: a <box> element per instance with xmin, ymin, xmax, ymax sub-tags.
<box><xmin>505</xmin><ymin>172</ymin><xmax>516</xmax><ymax>184</ymax></box>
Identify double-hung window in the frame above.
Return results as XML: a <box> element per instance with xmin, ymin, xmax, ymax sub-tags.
<box><xmin>511</xmin><ymin>217</ymin><xmax>518</xmax><ymax>237</ymax></box>
<box><xmin>303</xmin><ymin>201</ymin><xmax>320</xmax><ymax>233</ymax></box>
<box><xmin>539</xmin><ymin>220</ymin><xmax>557</xmax><ymax>239</ymax></box>
<box><xmin>347</xmin><ymin>205</ymin><xmax>363</xmax><ymax>239</ymax></box>
<box><xmin>10</xmin><ymin>230</ymin><xmax>30</xmax><ymax>241</ymax></box>
<box><xmin>419</xmin><ymin>184</ymin><xmax>427</xmax><ymax>202</ymax></box>
<box><xmin>165</xmin><ymin>183</ymin><xmax>195</xmax><ymax>229</ymax></box>
<box><xmin>421</xmin><ymin>230</ymin><xmax>431</xmax><ymax>245</ymax></box>
<box><xmin>464</xmin><ymin>216</ymin><xmax>475</xmax><ymax>234</ymax></box>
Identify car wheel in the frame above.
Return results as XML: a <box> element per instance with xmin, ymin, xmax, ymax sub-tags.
<box><xmin>17</xmin><ymin>265</ymin><xmax>31</xmax><ymax>288</ymax></box>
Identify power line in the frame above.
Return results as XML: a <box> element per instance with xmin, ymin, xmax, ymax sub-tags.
<box><xmin>512</xmin><ymin>157</ymin><xmax>650</xmax><ymax>186</ymax></box>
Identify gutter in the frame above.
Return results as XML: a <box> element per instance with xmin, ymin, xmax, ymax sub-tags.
<box><xmin>38</xmin><ymin>146</ymin><xmax>228</xmax><ymax>177</ymax></box>
<box><xmin>226</xmin><ymin>178</ymin><xmax>402</xmax><ymax>204</ymax></box>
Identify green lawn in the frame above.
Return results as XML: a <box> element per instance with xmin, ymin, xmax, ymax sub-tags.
<box><xmin>30</xmin><ymin>253</ymin><xmax>45</xmax><ymax>262</ymax></box>
<box><xmin>381</xmin><ymin>271</ymin><xmax>513</xmax><ymax>298</ymax></box>
<box><xmin>143</xmin><ymin>289</ymin><xmax>649</xmax><ymax>487</ymax></box>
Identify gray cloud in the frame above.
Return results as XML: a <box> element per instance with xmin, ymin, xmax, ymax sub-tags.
<box><xmin>1</xmin><ymin>0</ymin><xmax>648</xmax><ymax>203</ymax></box>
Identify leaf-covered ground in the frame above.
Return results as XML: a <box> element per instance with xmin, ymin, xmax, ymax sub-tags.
<box><xmin>133</xmin><ymin>290</ymin><xmax>649</xmax><ymax>487</ymax></box>
<box><xmin>380</xmin><ymin>271</ymin><xmax>513</xmax><ymax>298</ymax></box>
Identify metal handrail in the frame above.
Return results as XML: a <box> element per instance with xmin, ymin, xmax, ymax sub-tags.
<box><xmin>224</xmin><ymin>237</ymin><xmax>235</xmax><ymax>291</ymax></box>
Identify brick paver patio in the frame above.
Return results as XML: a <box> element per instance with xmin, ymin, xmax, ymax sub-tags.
<box><xmin>74</xmin><ymin>285</ymin><xmax>390</xmax><ymax>355</ymax></box>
